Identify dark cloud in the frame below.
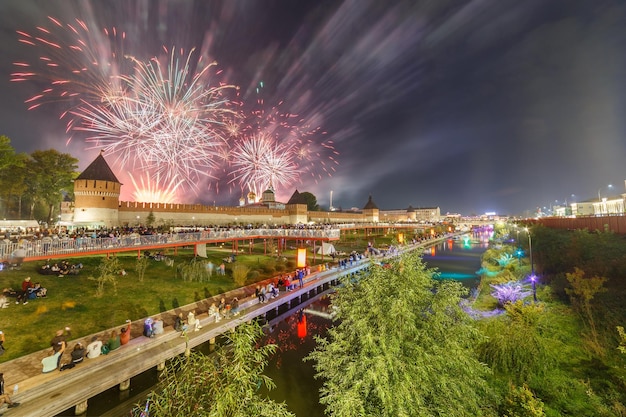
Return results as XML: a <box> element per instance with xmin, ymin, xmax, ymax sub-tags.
<box><xmin>1</xmin><ymin>0</ymin><xmax>625</xmax><ymax>215</ymax></box>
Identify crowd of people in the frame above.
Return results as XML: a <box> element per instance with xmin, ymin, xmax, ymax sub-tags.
<box><xmin>1</xmin><ymin>277</ymin><xmax>47</xmax><ymax>307</ymax></box>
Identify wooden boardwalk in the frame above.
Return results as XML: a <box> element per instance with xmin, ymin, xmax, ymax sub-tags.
<box><xmin>0</xmin><ymin>264</ymin><xmax>362</xmax><ymax>417</ymax></box>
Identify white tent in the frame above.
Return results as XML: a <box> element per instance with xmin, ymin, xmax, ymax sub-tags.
<box><xmin>315</xmin><ymin>242</ymin><xmax>336</xmax><ymax>255</ymax></box>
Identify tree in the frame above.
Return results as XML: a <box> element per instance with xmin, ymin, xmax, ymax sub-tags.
<box><xmin>565</xmin><ymin>267</ymin><xmax>607</xmax><ymax>352</ymax></box>
<box><xmin>0</xmin><ymin>136</ymin><xmax>28</xmax><ymax>218</ymax></box>
<box><xmin>89</xmin><ymin>256</ymin><xmax>122</xmax><ymax>297</ymax></box>
<box><xmin>135</xmin><ymin>256</ymin><xmax>149</xmax><ymax>282</ymax></box>
<box><xmin>307</xmin><ymin>251</ymin><xmax>492</xmax><ymax>417</ymax></box>
<box><xmin>146</xmin><ymin>211</ymin><xmax>156</xmax><ymax>227</ymax></box>
<box><xmin>133</xmin><ymin>322</ymin><xmax>294</xmax><ymax>417</ymax></box>
<box><xmin>28</xmin><ymin>149</ymin><xmax>79</xmax><ymax>224</ymax></box>
<box><xmin>299</xmin><ymin>191</ymin><xmax>320</xmax><ymax>211</ymax></box>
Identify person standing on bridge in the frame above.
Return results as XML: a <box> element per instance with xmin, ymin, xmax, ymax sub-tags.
<box><xmin>0</xmin><ymin>373</ymin><xmax>20</xmax><ymax>409</ymax></box>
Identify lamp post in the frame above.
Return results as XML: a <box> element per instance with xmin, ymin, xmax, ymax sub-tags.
<box><xmin>597</xmin><ymin>184</ymin><xmax>613</xmax><ymax>214</ymax></box>
<box><xmin>524</xmin><ymin>227</ymin><xmax>534</xmax><ymax>274</ymax></box>
<box><xmin>525</xmin><ymin>227</ymin><xmax>537</xmax><ymax>302</ymax></box>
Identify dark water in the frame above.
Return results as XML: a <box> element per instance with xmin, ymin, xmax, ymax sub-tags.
<box><xmin>422</xmin><ymin>233</ymin><xmax>489</xmax><ymax>290</ymax></box>
<box><xmin>60</xmin><ymin>237</ymin><xmax>486</xmax><ymax>417</ymax></box>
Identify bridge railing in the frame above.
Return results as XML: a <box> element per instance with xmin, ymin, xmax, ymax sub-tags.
<box><xmin>0</xmin><ymin>228</ymin><xmax>341</xmax><ymax>262</ymax></box>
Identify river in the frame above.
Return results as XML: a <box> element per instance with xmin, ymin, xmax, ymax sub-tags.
<box><xmin>58</xmin><ymin>235</ymin><xmax>487</xmax><ymax>416</ymax></box>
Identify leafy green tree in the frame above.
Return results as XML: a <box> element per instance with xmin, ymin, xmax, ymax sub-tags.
<box><xmin>618</xmin><ymin>326</ymin><xmax>626</xmax><ymax>354</ymax></box>
<box><xmin>89</xmin><ymin>256</ymin><xmax>122</xmax><ymax>297</ymax></box>
<box><xmin>133</xmin><ymin>322</ymin><xmax>294</xmax><ymax>417</ymax></box>
<box><xmin>502</xmin><ymin>383</ymin><xmax>545</xmax><ymax>417</ymax></box>
<box><xmin>135</xmin><ymin>256</ymin><xmax>149</xmax><ymax>282</ymax></box>
<box><xmin>307</xmin><ymin>252</ymin><xmax>492</xmax><ymax>417</ymax></box>
<box><xmin>565</xmin><ymin>267</ymin><xmax>607</xmax><ymax>352</ymax></box>
<box><xmin>0</xmin><ymin>136</ymin><xmax>29</xmax><ymax>217</ymax></box>
<box><xmin>477</xmin><ymin>301</ymin><xmax>556</xmax><ymax>382</ymax></box>
<box><xmin>146</xmin><ymin>211</ymin><xmax>156</xmax><ymax>227</ymax></box>
<box><xmin>299</xmin><ymin>191</ymin><xmax>320</xmax><ymax>211</ymax></box>
<box><xmin>28</xmin><ymin>149</ymin><xmax>78</xmax><ymax>224</ymax></box>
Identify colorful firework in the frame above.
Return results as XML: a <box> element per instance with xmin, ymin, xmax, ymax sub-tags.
<box><xmin>73</xmin><ymin>48</ymin><xmax>239</xmax><ymax>186</ymax></box>
<box><xmin>229</xmin><ymin>132</ymin><xmax>299</xmax><ymax>198</ymax></box>
<box><xmin>228</xmin><ymin>85</ymin><xmax>339</xmax><ymax>196</ymax></box>
<box><xmin>11</xmin><ymin>17</ymin><xmax>127</xmax><ymax>117</ymax></box>
<box><xmin>128</xmin><ymin>171</ymin><xmax>183</xmax><ymax>204</ymax></box>
<box><xmin>12</xmin><ymin>17</ymin><xmax>239</xmax><ymax>192</ymax></box>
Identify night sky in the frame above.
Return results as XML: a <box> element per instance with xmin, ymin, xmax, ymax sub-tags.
<box><xmin>1</xmin><ymin>0</ymin><xmax>626</xmax><ymax>216</ymax></box>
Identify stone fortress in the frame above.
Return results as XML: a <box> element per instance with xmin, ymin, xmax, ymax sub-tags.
<box><xmin>66</xmin><ymin>153</ymin><xmax>440</xmax><ymax>228</ymax></box>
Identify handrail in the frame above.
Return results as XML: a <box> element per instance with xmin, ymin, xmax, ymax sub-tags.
<box><xmin>0</xmin><ymin>228</ymin><xmax>341</xmax><ymax>262</ymax></box>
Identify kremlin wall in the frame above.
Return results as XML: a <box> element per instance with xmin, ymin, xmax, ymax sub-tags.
<box><xmin>67</xmin><ymin>153</ymin><xmax>440</xmax><ymax>228</ymax></box>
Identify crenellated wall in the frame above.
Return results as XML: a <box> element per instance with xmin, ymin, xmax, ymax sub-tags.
<box><xmin>118</xmin><ymin>201</ymin><xmax>308</xmax><ymax>226</ymax></box>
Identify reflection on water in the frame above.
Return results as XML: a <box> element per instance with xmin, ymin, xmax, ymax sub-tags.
<box><xmin>423</xmin><ymin>232</ymin><xmax>490</xmax><ymax>290</ymax></box>
<box><xmin>259</xmin><ymin>303</ymin><xmax>332</xmax><ymax>417</ymax></box>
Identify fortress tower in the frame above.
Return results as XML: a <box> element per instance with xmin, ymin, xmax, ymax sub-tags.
<box><xmin>72</xmin><ymin>152</ymin><xmax>121</xmax><ymax>228</ymax></box>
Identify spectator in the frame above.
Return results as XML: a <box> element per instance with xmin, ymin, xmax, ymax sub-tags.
<box><xmin>51</xmin><ymin>327</ymin><xmax>71</xmax><ymax>353</ymax></box>
<box><xmin>0</xmin><ymin>373</ymin><xmax>20</xmax><ymax>409</ymax></box>
<box><xmin>0</xmin><ymin>331</ymin><xmax>5</xmax><ymax>356</ymax></box>
<box><xmin>120</xmin><ymin>320</ymin><xmax>132</xmax><ymax>345</ymax></box>
<box><xmin>30</xmin><ymin>282</ymin><xmax>47</xmax><ymax>298</ymax></box>
<box><xmin>42</xmin><ymin>341</ymin><xmax>66</xmax><ymax>373</ymax></box>
<box><xmin>174</xmin><ymin>312</ymin><xmax>188</xmax><ymax>337</ymax></box>
<box><xmin>218</xmin><ymin>297</ymin><xmax>226</xmax><ymax>316</ymax></box>
<box><xmin>143</xmin><ymin>318</ymin><xmax>154</xmax><ymax>338</ymax></box>
<box><xmin>106</xmin><ymin>330</ymin><xmax>121</xmax><ymax>352</ymax></box>
<box><xmin>151</xmin><ymin>318</ymin><xmax>164</xmax><ymax>336</ymax></box>
<box><xmin>17</xmin><ymin>277</ymin><xmax>32</xmax><ymax>305</ymax></box>
<box><xmin>188</xmin><ymin>311</ymin><xmax>202</xmax><ymax>331</ymax></box>
<box><xmin>60</xmin><ymin>343</ymin><xmax>85</xmax><ymax>371</ymax></box>
<box><xmin>231</xmin><ymin>297</ymin><xmax>240</xmax><ymax>317</ymax></box>
<box><xmin>0</xmin><ymin>293</ymin><xmax>8</xmax><ymax>308</ymax></box>
<box><xmin>85</xmin><ymin>336</ymin><xmax>102</xmax><ymax>359</ymax></box>
<box><xmin>209</xmin><ymin>303</ymin><xmax>221</xmax><ymax>323</ymax></box>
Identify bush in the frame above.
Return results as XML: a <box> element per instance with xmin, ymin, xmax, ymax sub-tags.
<box><xmin>247</xmin><ymin>270</ymin><xmax>260</xmax><ymax>281</ymax></box>
<box><xmin>231</xmin><ymin>264</ymin><xmax>250</xmax><ymax>287</ymax></box>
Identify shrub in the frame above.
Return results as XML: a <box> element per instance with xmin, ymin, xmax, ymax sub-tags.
<box><xmin>231</xmin><ymin>264</ymin><xmax>250</xmax><ymax>287</ymax></box>
<box><xmin>246</xmin><ymin>270</ymin><xmax>260</xmax><ymax>281</ymax></box>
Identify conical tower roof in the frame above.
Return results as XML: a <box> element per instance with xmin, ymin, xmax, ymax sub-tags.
<box><xmin>287</xmin><ymin>189</ymin><xmax>307</xmax><ymax>205</ymax></box>
<box><xmin>76</xmin><ymin>151</ymin><xmax>120</xmax><ymax>183</ymax></box>
<box><xmin>363</xmin><ymin>195</ymin><xmax>378</xmax><ymax>210</ymax></box>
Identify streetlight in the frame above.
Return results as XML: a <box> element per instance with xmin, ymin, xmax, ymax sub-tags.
<box><xmin>525</xmin><ymin>226</ymin><xmax>537</xmax><ymax>302</ymax></box>
<box><xmin>524</xmin><ymin>227</ymin><xmax>534</xmax><ymax>274</ymax></box>
<box><xmin>597</xmin><ymin>184</ymin><xmax>613</xmax><ymax>214</ymax></box>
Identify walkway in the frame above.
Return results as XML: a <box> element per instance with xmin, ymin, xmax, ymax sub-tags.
<box><xmin>0</xmin><ymin>228</ymin><xmax>341</xmax><ymax>263</ymax></box>
<box><xmin>0</xmin><ymin>262</ymin><xmax>366</xmax><ymax>417</ymax></box>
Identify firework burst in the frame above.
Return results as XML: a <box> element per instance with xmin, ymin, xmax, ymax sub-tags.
<box><xmin>128</xmin><ymin>171</ymin><xmax>183</xmax><ymax>204</ymax></box>
<box><xmin>229</xmin><ymin>132</ymin><xmax>299</xmax><ymax>197</ymax></box>
<box><xmin>73</xmin><ymin>48</ymin><xmax>239</xmax><ymax>187</ymax></box>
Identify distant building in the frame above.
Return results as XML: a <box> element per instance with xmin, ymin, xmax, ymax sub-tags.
<box><xmin>72</xmin><ymin>154</ymin><xmax>409</xmax><ymax>228</ymax></box>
